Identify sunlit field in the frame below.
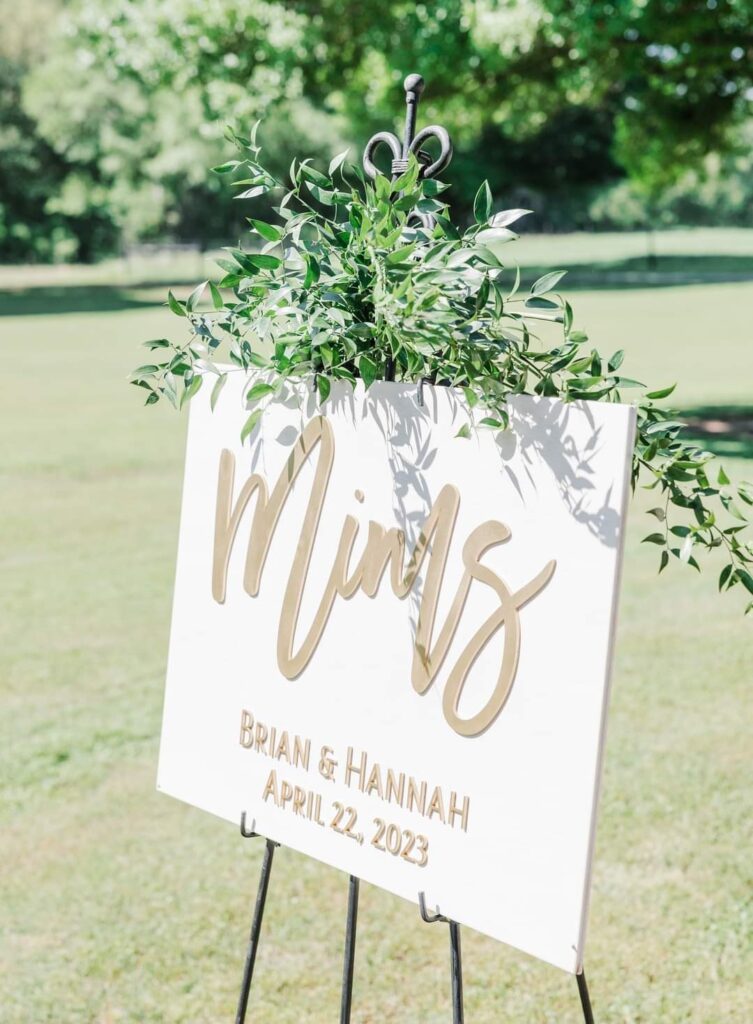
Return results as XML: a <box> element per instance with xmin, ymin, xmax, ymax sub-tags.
<box><xmin>1</xmin><ymin>231</ymin><xmax>752</xmax><ymax>1022</ymax></box>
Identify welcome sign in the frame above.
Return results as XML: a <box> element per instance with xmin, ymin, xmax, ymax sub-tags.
<box><xmin>158</xmin><ymin>375</ymin><xmax>635</xmax><ymax>974</ymax></box>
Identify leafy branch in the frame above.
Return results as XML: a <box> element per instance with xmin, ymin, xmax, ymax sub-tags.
<box><xmin>131</xmin><ymin>124</ymin><xmax>753</xmax><ymax>612</ymax></box>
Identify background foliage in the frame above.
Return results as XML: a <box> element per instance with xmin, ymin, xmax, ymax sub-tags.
<box><xmin>3</xmin><ymin>0</ymin><xmax>753</xmax><ymax>261</ymax></box>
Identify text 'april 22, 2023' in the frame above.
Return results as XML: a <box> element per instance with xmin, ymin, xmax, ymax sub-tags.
<box><xmin>240</xmin><ymin>709</ymin><xmax>472</xmax><ymax>869</ymax></box>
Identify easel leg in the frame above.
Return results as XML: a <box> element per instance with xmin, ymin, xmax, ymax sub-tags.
<box><xmin>417</xmin><ymin>893</ymin><xmax>465</xmax><ymax>1023</ymax></box>
<box><xmin>235</xmin><ymin>838</ymin><xmax>277</xmax><ymax>1024</ymax></box>
<box><xmin>577</xmin><ymin>969</ymin><xmax>595</xmax><ymax>1024</ymax></box>
<box><xmin>449</xmin><ymin>921</ymin><xmax>464</xmax><ymax>1024</ymax></box>
<box><xmin>339</xmin><ymin>874</ymin><xmax>360</xmax><ymax>1024</ymax></box>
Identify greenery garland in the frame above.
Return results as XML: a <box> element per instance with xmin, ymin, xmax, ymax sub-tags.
<box><xmin>131</xmin><ymin>124</ymin><xmax>753</xmax><ymax>611</ymax></box>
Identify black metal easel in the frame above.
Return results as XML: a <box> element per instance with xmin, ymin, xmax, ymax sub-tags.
<box><xmin>232</xmin><ymin>74</ymin><xmax>598</xmax><ymax>1024</ymax></box>
<box><xmin>235</xmin><ymin>810</ymin><xmax>595</xmax><ymax>1024</ymax></box>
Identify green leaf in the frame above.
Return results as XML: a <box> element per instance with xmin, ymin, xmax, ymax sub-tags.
<box><xmin>642</xmin><ymin>533</ymin><xmax>666</xmax><ymax>545</ymax></box>
<box><xmin>563</xmin><ymin>301</ymin><xmax>574</xmax><ymax>334</ymax></box>
<box><xmin>250</xmin><ymin>219</ymin><xmax>283</xmax><ymax>242</ymax></box>
<box><xmin>247</xmin><ymin>253</ymin><xmax>281</xmax><ymax>271</ymax></box>
<box><xmin>737</xmin><ymin>569</ymin><xmax>753</xmax><ymax>595</ymax></box>
<box><xmin>473</xmin><ymin>181</ymin><xmax>492</xmax><ymax>224</ymax></box>
<box><xmin>568</xmin><ymin>375</ymin><xmax>605</xmax><ymax>390</ymax></box>
<box><xmin>186</xmin><ymin>281</ymin><xmax>207</xmax><ymax>312</ymax></box>
<box><xmin>209</xmin><ymin>282</ymin><xmax>224</xmax><ymax>310</ymax></box>
<box><xmin>167</xmin><ymin>290</ymin><xmax>187</xmax><ymax>317</ymax></box>
<box><xmin>210</xmin><ymin>373</ymin><xmax>227</xmax><ymax>412</ymax></box>
<box><xmin>180</xmin><ymin>373</ymin><xmax>202</xmax><ymax>408</ymax></box>
<box><xmin>236</xmin><ymin>185</ymin><xmax>267</xmax><ymax>200</ymax></box>
<box><xmin>476</xmin><ymin>227</ymin><xmax>517</xmax><ymax>246</ymax></box>
<box><xmin>304</xmin><ymin>254</ymin><xmax>320</xmax><ymax>288</ymax></box>
<box><xmin>531</xmin><ymin>270</ymin><xmax>567</xmax><ymax>295</ymax></box>
<box><xmin>490</xmin><ymin>208</ymin><xmax>532</xmax><ymax>228</ymax></box>
<box><xmin>718</xmin><ymin>465</ymin><xmax>731</xmax><ymax>486</ymax></box>
<box><xmin>719</xmin><ymin>564</ymin><xmax>733</xmax><ymax>591</ymax></box>
<box><xmin>392</xmin><ymin>160</ymin><xmax>420</xmax><ymax>193</ymax></box>
<box><xmin>329</xmin><ymin>149</ymin><xmax>350</xmax><ymax>176</ymax></box>
<box><xmin>387</xmin><ymin>243</ymin><xmax>416</xmax><ymax>264</ymax></box>
<box><xmin>647</xmin><ymin>507</ymin><xmax>666</xmax><ymax>521</ymax></box>
<box><xmin>300</xmin><ymin>163</ymin><xmax>331</xmax><ymax>188</ymax></box>
<box><xmin>646</xmin><ymin>384</ymin><xmax>677</xmax><ymax>400</ymax></box>
<box><xmin>317</xmin><ymin>374</ymin><xmax>331</xmax><ymax>403</ymax></box>
<box><xmin>475</xmin><ymin>275</ymin><xmax>491</xmax><ymax>312</ymax></box>
<box><xmin>608</xmin><ymin>350</ymin><xmax>625</xmax><ymax>371</ymax></box>
<box><xmin>143</xmin><ymin>338</ymin><xmax>170</xmax><ymax>349</ymax></box>
<box><xmin>727</xmin><ymin>501</ymin><xmax>747</xmax><ymax>522</ymax></box>
<box><xmin>246</xmin><ymin>381</ymin><xmax>276</xmax><ymax>403</ymax></box>
<box><xmin>168</xmin><ymin>356</ymin><xmax>191</xmax><ymax>376</ymax></box>
<box><xmin>434</xmin><ymin>215</ymin><xmax>460</xmax><ymax>240</ymax></box>
<box><xmin>358</xmin><ymin>353</ymin><xmax>378</xmax><ymax>388</ymax></box>
<box><xmin>212</xmin><ymin>160</ymin><xmax>241</xmax><ymax>174</ymax></box>
<box><xmin>455</xmin><ymin>424</ymin><xmax>472</xmax><ymax>439</ymax></box>
<box><xmin>247</xmin><ymin>380</ymin><xmax>276</xmax><ymax>403</ymax></box>
<box><xmin>422</xmin><ymin>178</ymin><xmax>449</xmax><ymax>196</ymax></box>
<box><xmin>215</xmin><ymin>258</ymin><xmax>240</xmax><ymax>273</ymax></box>
<box><xmin>479</xmin><ymin>417</ymin><xmax>504</xmax><ymax>429</ymax></box>
<box><xmin>241</xmin><ymin>408</ymin><xmax>263</xmax><ymax>444</ymax></box>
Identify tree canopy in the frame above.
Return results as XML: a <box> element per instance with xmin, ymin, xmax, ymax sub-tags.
<box><xmin>3</xmin><ymin>0</ymin><xmax>753</xmax><ymax>260</ymax></box>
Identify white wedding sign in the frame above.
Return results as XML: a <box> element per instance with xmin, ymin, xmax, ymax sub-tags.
<box><xmin>158</xmin><ymin>375</ymin><xmax>635</xmax><ymax>973</ymax></box>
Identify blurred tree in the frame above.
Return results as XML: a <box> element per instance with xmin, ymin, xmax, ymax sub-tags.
<box><xmin>591</xmin><ymin>120</ymin><xmax>753</xmax><ymax>230</ymax></box>
<box><xmin>8</xmin><ymin>0</ymin><xmax>753</xmax><ymax>257</ymax></box>
<box><xmin>0</xmin><ymin>0</ymin><xmax>118</xmax><ymax>261</ymax></box>
<box><xmin>541</xmin><ymin>0</ymin><xmax>753</xmax><ymax>191</ymax></box>
<box><xmin>23</xmin><ymin>0</ymin><xmax>349</xmax><ymax>251</ymax></box>
<box><xmin>289</xmin><ymin>0</ymin><xmax>753</xmax><ymax>206</ymax></box>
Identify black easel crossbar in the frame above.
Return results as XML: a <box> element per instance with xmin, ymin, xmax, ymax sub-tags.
<box><xmin>234</xmin><ymin>820</ymin><xmax>595</xmax><ymax>1023</ymax></box>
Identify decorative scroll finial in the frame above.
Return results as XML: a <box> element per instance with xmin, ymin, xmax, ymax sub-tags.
<box><xmin>363</xmin><ymin>73</ymin><xmax>453</xmax><ymax>184</ymax></box>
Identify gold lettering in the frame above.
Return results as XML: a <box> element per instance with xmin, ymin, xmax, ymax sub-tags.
<box><xmin>427</xmin><ymin>786</ymin><xmax>446</xmax><ymax>824</ymax></box>
<box><xmin>239</xmin><ymin>710</ymin><xmax>254</xmax><ymax>748</ymax></box>
<box><xmin>407</xmin><ymin>777</ymin><xmax>427</xmax><ymax>815</ymax></box>
<box><xmin>365</xmin><ymin>763</ymin><xmax>384</xmax><ymax>799</ymax></box>
<box><xmin>213</xmin><ymin>416</ymin><xmax>556</xmax><ymax>738</ymax></box>
<box><xmin>293</xmin><ymin>736</ymin><xmax>311</xmax><ymax>771</ymax></box>
<box><xmin>448</xmin><ymin>791</ymin><xmax>470</xmax><ymax>832</ymax></box>
<box><xmin>441</xmin><ymin>524</ymin><xmax>557</xmax><ymax>737</ymax></box>
<box><xmin>254</xmin><ymin>722</ymin><xmax>268</xmax><ymax>754</ymax></box>
<box><xmin>314</xmin><ymin>794</ymin><xmax>325</xmax><ymax>825</ymax></box>
<box><xmin>292</xmin><ymin>786</ymin><xmax>306</xmax><ymax>815</ymax></box>
<box><xmin>345</xmin><ymin>747</ymin><xmax>367</xmax><ymax>790</ymax></box>
<box><xmin>385</xmin><ymin>769</ymin><xmax>405</xmax><ymax>807</ymax></box>
<box><xmin>276</xmin><ymin>730</ymin><xmax>291</xmax><ymax>764</ymax></box>
<box><xmin>262</xmin><ymin>769</ymin><xmax>279</xmax><ymax>805</ymax></box>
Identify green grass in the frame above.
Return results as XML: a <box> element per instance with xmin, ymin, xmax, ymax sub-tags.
<box><xmin>1</xmin><ymin>234</ymin><xmax>752</xmax><ymax>1022</ymax></box>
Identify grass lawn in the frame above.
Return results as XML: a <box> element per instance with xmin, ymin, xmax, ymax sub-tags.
<box><xmin>1</xmin><ymin>234</ymin><xmax>752</xmax><ymax>1022</ymax></box>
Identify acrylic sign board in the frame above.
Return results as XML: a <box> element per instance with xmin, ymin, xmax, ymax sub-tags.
<box><xmin>157</xmin><ymin>376</ymin><xmax>635</xmax><ymax>974</ymax></box>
